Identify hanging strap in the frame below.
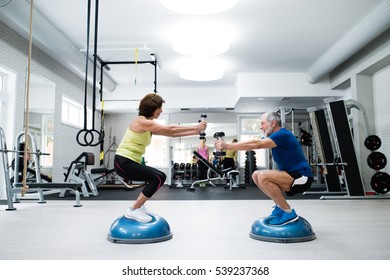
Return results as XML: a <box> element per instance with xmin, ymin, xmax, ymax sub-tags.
<box><xmin>83</xmin><ymin>0</ymin><xmax>91</xmax><ymax>131</ymax></box>
<box><xmin>76</xmin><ymin>0</ymin><xmax>101</xmax><ymax>147</ymax></box>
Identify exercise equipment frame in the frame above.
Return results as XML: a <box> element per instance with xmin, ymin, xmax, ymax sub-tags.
<box><xmin>1</xmin><ymin>127</ymin><xmax>82</xmax><ymax>209</ymax></box>
<box><xmin>188</xmin><ymin>151</ymin><xmax>241</xmax><ymax>191</ymax></box>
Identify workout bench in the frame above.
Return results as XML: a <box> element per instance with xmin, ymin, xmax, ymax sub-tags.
<box><xmin>188</xmin><ymin>151</ymin><xmax>240</xmax><ymax>191</ymax></box>
<box><xmin>63</xmin><ymin>152</ymin><xmax>133</xmax><ymax>195</ymax></box>
<box><xmin>90</xmin><ymin>167</ymin><xmax>133</xmax><ymax>189</ymax></box>
<box><xmin>12</xmin><ymin>182</ymin><xmax>82</xmax><ymax>208</ymax></box>
<box><xmin>62</xmin><ymin>152</ymin><xmax>98</xmax><ymax>197</ymax></box>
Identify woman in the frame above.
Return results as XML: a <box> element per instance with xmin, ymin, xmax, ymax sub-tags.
<box><xmin>196</xmin><ymin>138</ymin><xmax>209</xmax><ymax>187</ymax></box>
<box><xmin>222</xmin><ymin>138</ymin><xmax>238</xmax><ymax>170</ymax></box>
<box><xmin>114</xmin><ymin>93</ymin><xmax>207</xmax><ymax>223</ymax></box>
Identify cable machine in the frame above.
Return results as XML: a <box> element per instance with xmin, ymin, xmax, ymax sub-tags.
<box><xmin>307</xmin><ymin>98</ymin><xmax>389</xmax><ymax>199</ymax></box>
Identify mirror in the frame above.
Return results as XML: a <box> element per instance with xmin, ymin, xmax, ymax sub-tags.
<box><xmin>171</xmin><ymin>123</ymin><xmax>237</xmax><ymax>164</ymax></box>
<box><xmin>29</xmin><ymin>74</ymin><xmax>56</xmax><ymax>173</ymax></box>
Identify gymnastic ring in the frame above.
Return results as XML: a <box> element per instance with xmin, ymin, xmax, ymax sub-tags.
<box><xmin>76</xmin><ymin>129</ymin><xmax>101</xmax><ymax>147</ymax></box>
<box><xmin>84</xmin><ymin>129</ymin><xmax>101</xmax><ymax>147</ymax></box>
<box><xmin>76</xmin><ymin>129</ymin><xmax>89</xmax><ymax>146</ymax></box>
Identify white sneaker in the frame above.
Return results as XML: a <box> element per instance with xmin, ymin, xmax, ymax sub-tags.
<box><xmin>140</xmin><ymin>205</ymin><xmax>155</xmax><ymax>215</ymax></box>
<box><xmin>125</xmin><ymin>207</ymin><xmax>152</xmax><ymax>223</ymax></box>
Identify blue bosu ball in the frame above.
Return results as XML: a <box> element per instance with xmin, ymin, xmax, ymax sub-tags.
<box><xmin>250</xmin><ymin>216</ymin><xmax>316</xmax><ymax>243</ymax></box>
<box><xmin>107</xmin><ymin>214</ymin><xmax>173</xmax><ymax>244</ymax></box>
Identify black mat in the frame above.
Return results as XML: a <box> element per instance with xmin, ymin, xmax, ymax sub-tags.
<box><xmin>40</xmin><ymin>184</ymin><xmax>323</xmax><ymax>201</ymax></box>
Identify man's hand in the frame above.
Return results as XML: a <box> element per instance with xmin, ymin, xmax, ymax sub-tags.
<box><xmin>215</xmin><ymin>139</ymin><xmax>227</xmax><ymax>150</ymax></box>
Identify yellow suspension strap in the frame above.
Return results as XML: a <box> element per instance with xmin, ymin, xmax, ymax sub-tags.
<box><xmin>99</xmin><ymin>99</ymin><xmax>105</xmax><ymax>165</ymax></box>
<box><xmin>99</xmin><ymin>60</ymin><xmax>105</xmax><ymax>165</ymax></box>
<box><xmin>21</xmin><ymin>0</ymin><xmax>35</xmax><ymax>196</ymax></box>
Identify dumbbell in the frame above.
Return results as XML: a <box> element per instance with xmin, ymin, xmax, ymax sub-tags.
<box><xmin>199</xmin><ymin>114</ymin><xmax>207</xmax><ymax>139</ymax></box>
<box><xmin>213</xmin><ymin>131</ymin><xmax>226</xmax><ymax>157</ymax></box>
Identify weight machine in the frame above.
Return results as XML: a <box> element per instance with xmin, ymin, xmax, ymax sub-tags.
<box><xmin>62</xmin><ymin>151</ymin><xmax>134</xmax><ymax>198</ymax></box>
<box><xmin>307</xmin><ymin>98</ymin><xmax>389</xmax><ymax>199</ymax></box>
<box><xmin>1</xmin><ymin>127</ymin><xmax>82</xmax><ymax>209</ymax></box>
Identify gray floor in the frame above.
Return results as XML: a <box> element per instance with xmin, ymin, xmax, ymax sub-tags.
<box><xmin>1</xmin><ymin>198</ymin><xmax>390</xmax><ymax>260</ymax></box>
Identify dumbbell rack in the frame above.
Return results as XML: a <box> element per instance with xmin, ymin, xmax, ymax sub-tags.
<box><xmin>170</xmin><ymin>162</ymin><xmax>198</xmax><ymax>188</ymax></box>
<box><xmin>245</xmin><ymin>150</ymin><xmax>257</xmax><ymax>185</ymax></box>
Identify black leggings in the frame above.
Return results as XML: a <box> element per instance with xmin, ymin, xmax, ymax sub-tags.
<box><xmin>223</xmin><ymin>157</ymin><xmax>235</xmax><ymax>170</ymax></box>
<box><xmin>114</xmin><ymin>155</ymin><xmax>166</xmax><ymax>198</ymax></box>
<box><xmin>197</xmin><ymin>160</ymin><xmax>208</xmax><ymax>180</ymax></box>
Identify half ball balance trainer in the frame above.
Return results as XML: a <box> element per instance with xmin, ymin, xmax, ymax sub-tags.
<box><xmin>107</xmin><ymin>211</ymin><xmax>173</xmax><ymax>244</ymax></box>
<box><xmin>250</xmin><ymin>214</ymin><xmax>316</xmax><ymax>243</ymax></box>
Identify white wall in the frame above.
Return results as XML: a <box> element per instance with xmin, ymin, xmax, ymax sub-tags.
<box><xmin>236</xmin><ymin>72</ymin><xmax>338</xmax><ymax>98</ymax></box>
<box><xmin>103</xmin><ymin>85</ymin><xmax>238</xmax><ymax>112</ymax></box>
<box><xmin>30</xmin><ymin>83</ymin><xmax>55</xmax><ymax>113</ymax></box>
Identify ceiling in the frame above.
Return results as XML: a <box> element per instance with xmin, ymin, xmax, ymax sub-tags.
<box><xmin>1</xmin><ymin>0</ymin><xmax>387</xmax><ymax>113</ymax></box>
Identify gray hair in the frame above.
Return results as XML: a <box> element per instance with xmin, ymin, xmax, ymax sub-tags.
<box><xmin>264</xmin><ymin>112</ymin><xmax>282</xmax><ymax>126</ymax></box>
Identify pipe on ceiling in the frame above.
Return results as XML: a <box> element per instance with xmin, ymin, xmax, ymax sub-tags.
<box><xmin>307</xmin><ymin>0</ymin><xmax>390</xmax><ymax>84</ymax></box>
<box><xmin>0</xmin><ymin>0</ymin><xmax>117</xmax><ymax>92</ymax></box>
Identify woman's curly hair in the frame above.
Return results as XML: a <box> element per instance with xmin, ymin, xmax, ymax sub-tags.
<box><xmin>138</xmin><ymin>93</ymin><xmax>165</xmax><ymax>118</ymax></box>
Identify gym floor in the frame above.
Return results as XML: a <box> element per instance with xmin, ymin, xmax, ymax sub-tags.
<box><xmin>1</xmin><ymin>189</ymin><xmax>390</xmax><ymax>260</ymax></box>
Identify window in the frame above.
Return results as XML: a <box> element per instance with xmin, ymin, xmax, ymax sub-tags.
<box><xmin>41</xmin><ymin>115</ymin><xmax>54</xmax><ymax>167</ymax></box>
<box><xmin>61</xmin><ymin>97</ymin><xmax>91</xmax><ymax>129</ymax></box>
<box><xmin>238</xmin><ymin>116</ymin><xmax>267</xmax><ymax>168</ymax></box>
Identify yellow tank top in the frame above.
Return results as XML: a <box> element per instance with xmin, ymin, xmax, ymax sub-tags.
<box><xmin>116</xmin><ymin>119</ymin><xmax>151</xmax><ymax>163</ymax></box>
<box><xmin>225</xmin><ymin>149</ymin><xmax>237</xmax><ymax>159</ymax></box>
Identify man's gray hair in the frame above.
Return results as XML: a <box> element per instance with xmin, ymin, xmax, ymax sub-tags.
<box><xmin>264</xmin><ymin>112</ymin><xmax>282</xmax><ymax>126</ymax></box>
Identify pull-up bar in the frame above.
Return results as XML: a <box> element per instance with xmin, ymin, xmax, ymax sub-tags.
<box><xmin>96</xmin><ymin>53</ymin><xmax>159</xmax><ymax>93</ymax></box>
<box><xmin>95</xmin><ymin>53</ymin><xmax>159</xmax><ymax>164</ymax></box>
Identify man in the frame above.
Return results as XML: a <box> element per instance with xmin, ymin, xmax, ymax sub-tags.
<box><xmin>214</xmin><ymin>112</ymin><xmax>313</xmax><ymax>226</ymax></box>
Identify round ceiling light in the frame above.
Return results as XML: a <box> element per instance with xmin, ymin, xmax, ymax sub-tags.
<box><xmin>160</xmin><ymin>0</ymin><xmax>239</xmax><ymax>15</ymax></box>
<box><xmin>179</xmin><ymin>58</ymin><xmax>224</xmax><ymax>81</ymax></box>
<box><xmin>172</xmin><ymin>22</ymin><xmax>230</xmax><ymax>56</ymax></box>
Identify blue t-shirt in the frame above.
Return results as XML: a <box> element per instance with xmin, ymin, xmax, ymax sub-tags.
<box><xmin>268</xmin><ymin>128</ymin><xmax>313</xmax><ymax>177</ymax></box>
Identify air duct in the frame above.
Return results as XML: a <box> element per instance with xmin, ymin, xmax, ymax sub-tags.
<box><xmin>0</xmin><ymin>0</ymin><xmax>117</xmax><ymax>92</ymax></box>
<box><xmin>307</xmin><ymin>0</ymin><xmax>390</xmax><ymax>84</ymax></box>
